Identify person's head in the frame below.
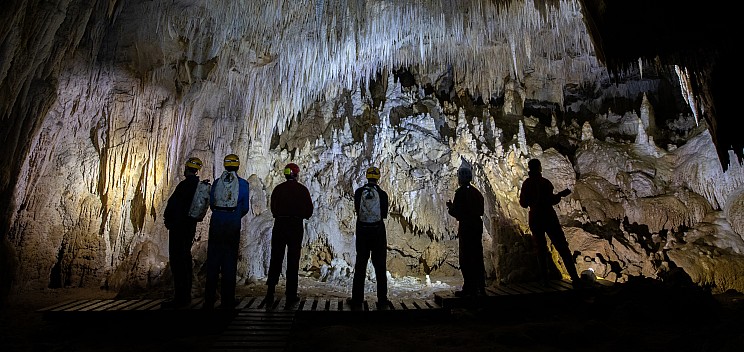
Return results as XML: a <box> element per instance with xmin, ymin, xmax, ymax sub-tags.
<box><xmin>223</xmin><ymin>153</ymin><xmax>240</xmax><ymax>172</ymax></box>
<box><xmin>528</xmin><ymin>158</ymin><xmax>542</xmax><ymax>173</ymax></box>
<box><xmin>184</xmin><ymin>157</ymin><xmax>202</xmax><ymax>176</ymax></box>
<box><xmin>365</xmin><ymin>166</ymin><xmax>380</xmax><ymax>184</ymax></box>
<box><xmin>284</xmin><ymin>163</ymin><xmax>300</xmax><ymax>180</ymax></box>
<box><xmin>457</xmin><ymin>166</ymin><xmax>472</xmax><ymax>186</ymax></box>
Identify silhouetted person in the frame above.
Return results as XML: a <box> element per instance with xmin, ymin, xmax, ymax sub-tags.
<box><xmin>446</xmin><ymin>165</ymin><xmax>486</xmax><ymax>297</ymax></box>
<box><xmin>265</xmin><ymin>163</ymin><xmax>314</xmax><ymax>305</ymax></box>
<box><xmin>204</xmin><ymin>153</ymin><xmax>250</xmax><ymax>309</ymax></box>
<box><xmin>519</xmin><ymin>158</ymin><xmax>581</xmax><ymax>285</ymax></box>
<box><xmin>162</xmin><ymin>157</ymin><xmax>203</xmax><ymax>308</ymax></box>
<box><xmin>348</xmin><ymin>166</ymin><xmax>390</xmax><ymax>309</ymax></box>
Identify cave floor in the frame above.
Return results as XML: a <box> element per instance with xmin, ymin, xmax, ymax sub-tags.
<box><xmin>2</xmin><ymin>278</ymin><xmax>744</xmax><ymax>351</ymax></box>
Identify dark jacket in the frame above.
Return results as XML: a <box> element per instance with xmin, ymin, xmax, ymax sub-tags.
<box><xmin>164</xmin><ymin>174</ymin><xmax>199</xmax><ymax>229</ymax></box>
<box><xmin>270</xmin><ymin>179</ymin><xmax>314</xmax><ymax>219</ymax></box>
<box><xmin>519</xmin><ymin>171</ymin><xmax>561</xmax><ymax>223</ymax></box>
<box><xmin>448</xmin><ymin>185</ymin><xmax>484</xmax><ymax>222</ymax></box>
<box><xmin>353</xmin><ymin>183</ymin><xmax>389</xmax><ymax>222</ymax></box>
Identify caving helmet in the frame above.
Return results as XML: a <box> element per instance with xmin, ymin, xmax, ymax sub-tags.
<box><xmin>185</xmin><ymin>157</ymin><xmax>203</xmax><ymax>171</ymax></box>
<box><xmin>223</xmin><ymin>154</ymin><xmax>240</xmax><ymax>168</ymax></box>
<box><xmin>365</xmin><ymin>166</ymin><xmax>381</xmax><ymax>181</ymax></box>
<box><xmin>457</xmin><ymin>166</ymin><xmax>472</xmax><ymax>185</ymax></box>
<box><xmin>284</xmin><ymin>163</ymin><xmax>300</xmax><ymax>179</ymax></box>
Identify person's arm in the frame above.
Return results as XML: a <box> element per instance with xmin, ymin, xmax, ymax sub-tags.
<box><xmin>379</xmin><ymin>187</ymin><xmax>389</xmax><ymax>219</ymax></box>
<box><xmin>547</xmin><ymin>180</ymin><xmax>562</xmax><ymax>205</ymax></box>
<box><xmin>475</xmin><ymin>188</ymin><xmax>485</xmax><ymax>217</ymax></box>
<box><xmin>165</xmin><ymin>181</ymin><xmax>188</xmax><ymax>217</ymax></box>
<box><xmin>303</xmin><ymin>185</ymin><xmax>313</xmax><ymax>219</ymax></box>
<box><xmin>519</xmin><ymin>180</ymin><xmax>529</xmax><ymax>209</ymax></box>
<box><xmin>353</xmin><ymin>188</ymin><xmax>361</xmax><ymax>215</ymax></box>
<box><xmin>163</xmin><ymin>185</ymin><xmax>182</xmax><ymax>228</ymax></box>
<box><xmin>209</xmin><ymin>180</ymin><xmax>217</xmax><ymax>210</ymax></box>
<box><xmin>447</xmin><ymin>189</ymin><xmax>460</xmax><ymax>219</ymax></box>
<box><xmin>269</xmin><ymin>184</ymin><xmax>278</xmax><ymax>217</ymax></box>
<box><xmin>239</xmin><ymin>179</ymin><xmax>250</xmax><ymax>217</ymax></box>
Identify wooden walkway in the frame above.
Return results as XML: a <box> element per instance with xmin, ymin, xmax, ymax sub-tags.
<box><xmin>37</xmin><ymin>279</ymin><xmax>610</xmax><ymax>316</ymax></box>
<box><xmin>212</xmin><ymin>310</ymin><xmax>296</xmax><ymax>352</ymax></box>
<box><xmin>36</xmin><ymin>294</ymin><xmax>446</xmax><ymax>318</ymax></box>
<box><xmin>36</xmin><ymin>279</ymin><xmax>614</xmax><ymax>351</ymax></box>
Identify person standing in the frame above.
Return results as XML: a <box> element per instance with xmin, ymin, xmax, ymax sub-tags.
<box><xmin>264</xmin><ymin>163</ymin><xmax>314</xmax><ymax>305</ymax></box>
<box><xmin>348</xmin><ymin>166</ymin><xmax>390</xmax><ymax>309</ymax></box>
<box><xmin>446</xmin><ymin>164</ymin><xmax>487</xmax><ymax>297</ymax></box>
<box><xmin>162</xmin><ymin>157</ymin><xmax>203</xmax><ymax>308</ymax></box>
<box><xmin>203</xmin><ymin>153</ymin><xmax>250</xmax><ymax>309</ymax></box>
<box><xmin>519</xmin><ymin>158</ymin><xmax>581</xmax><ymax>286</ymax></box>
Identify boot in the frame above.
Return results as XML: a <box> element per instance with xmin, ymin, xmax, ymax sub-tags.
<box><xmin>263</xmin><ymin>285</ymin><xmax>276</xmax><ymax>306</ymax></box>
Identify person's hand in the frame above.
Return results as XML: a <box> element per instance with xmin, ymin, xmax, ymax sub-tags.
<box><xmin>557</xmin><ymin>188</ymin><xmax>571</xmax><ymax>198</ymax></box>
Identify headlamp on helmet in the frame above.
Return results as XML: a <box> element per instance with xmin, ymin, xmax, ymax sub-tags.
<box><xmin>185</xmin><ymin>157</ymin><xmax>203</xmax><ymax>170</ymax></box>
<box><xmin>284</xmin><ymin>163</ymin><xmax>300</xmax><ymax>179</ymax></box>
<box><xmin>365</xmin><ymin>166</ymin><xmax>381</xmax><ymax>180</ymax></box>
<box><xmin>223</xmin><ymin>154</ymin><xmax>240</xmax><ymax>168</ymax></box>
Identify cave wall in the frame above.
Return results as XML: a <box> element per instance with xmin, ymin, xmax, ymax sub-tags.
<box><xmin>2</xmin><ymin>0</ymin><xmax>744</xmax><ymax>301</ymax></box>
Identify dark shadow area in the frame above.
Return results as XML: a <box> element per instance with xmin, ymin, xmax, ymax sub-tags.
<box><xmin>3</xmin><ymin>309</ymin><xmax>233</xmax><ymax>352</ymax></box>
<box><xmin>3</xmin><ymin>278</ymin><xmax>744</xmax><ymax>351</ymax></box>
<box><xmin>286</xmin><ymin>279</ymin><xmax>744</xmax><ymax>352</ymax></box>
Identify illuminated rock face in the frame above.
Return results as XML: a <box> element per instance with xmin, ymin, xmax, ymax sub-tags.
<box><xmin>2</xmin><ymin>0</ymin><xmax>744</xmax><ymax>296</ymax></box>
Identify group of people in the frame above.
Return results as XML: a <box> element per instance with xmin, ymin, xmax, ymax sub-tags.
<box><xmin>163</xmin><ymin>154</ymin><xmax>251</xmax><ymax>309</ymax></box>
<box><xmin>162</xmin><ymin>153</ymin><xmax>580</xmax><ymax>309</ymax></box>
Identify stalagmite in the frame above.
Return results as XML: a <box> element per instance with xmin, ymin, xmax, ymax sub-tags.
<box><xmin>581</xmin><ymin>121</ymin><xmax>593</xmax><ymax>141</ymax></box>
<box><xmin>517</xmin><ymin>121</ymin><xmax>529</xmax><ymax>156</ymax></box>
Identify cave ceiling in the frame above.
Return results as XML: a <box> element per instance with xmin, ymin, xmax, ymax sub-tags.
<box><xmin>578</xmin><ymin>0</ymin><xmax>739</xmax><ymax>169</ymax></box>
<box><xmin>1</xmin><ymin>0</ymin><xmax>739</xmax><ymax>194</ymax></box>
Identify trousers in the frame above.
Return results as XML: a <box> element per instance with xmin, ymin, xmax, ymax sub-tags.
<box><xmin>266</xmin><ymin>218</ymin><xmax>304</xmax><ymax>297</ymax></box>
<box><xmin>352</xmin><ymin>222</ymin><xmax>388</xmax><ymax>301</ymax></box>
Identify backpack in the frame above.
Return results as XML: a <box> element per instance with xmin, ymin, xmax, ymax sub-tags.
<box><xmin>187</xmin><ymin>179</ymin><xmax>211</xmax><ymax>221</ymax></box>
<box><xmin>358</xmin><ymin>185</ymin><xmax>382</xmax><ymax>223</ymax></box>
<box><xmin>212</xmin><ymin>171</ymin><xmax>240</xmax><ymax>209</ymax></box>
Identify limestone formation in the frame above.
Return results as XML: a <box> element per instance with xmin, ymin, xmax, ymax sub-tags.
<box><xmin>1</xmin><ymin>1</ymin><xmax>743</xmax><ymax>299</ymax></box>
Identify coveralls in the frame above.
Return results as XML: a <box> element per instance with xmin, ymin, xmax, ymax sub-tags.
<box><xmin>204</xmin><ymin>171</ymin><xmax>250</xmax><ymax>308</ymax></box>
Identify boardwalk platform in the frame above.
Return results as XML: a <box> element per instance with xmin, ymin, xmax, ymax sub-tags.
<box><xmin>38</xmin><ymin>279</ymin><xmax>609</xmax><ymax>318</ymax></box>
<box><xmin>36</xmin><ymin>294</ymin><xmax>444</xmax><ymax>320</ymax></box>
<box><xmin>36</xmin><ymin>279</ymin><xmax>614</xmax><ymax>351</ymax></box>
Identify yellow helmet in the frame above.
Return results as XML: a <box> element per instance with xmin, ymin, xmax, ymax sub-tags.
<box><xmin>223</xmin><ymin>153</ymin><xmax>240</xmax><ymax>168</ymax></box>
<box><xmin>185</xmin><ymin>157</ymin><xmax>202</xmax><ymax>170</ymax></box>
<box><xmin>365</xmin><ymin>166</ymin><xmax>380</xmax><ymax>180</ymax></box>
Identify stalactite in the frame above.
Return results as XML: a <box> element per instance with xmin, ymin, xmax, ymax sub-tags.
<box><xmin>675</xmin><ymin>65</ymin><xmax>699</xmax><ymax>126</ymax></box>
<box><xmin>134</xmin><ymin>0</ymin><xmax>599</xmax><ymax>150</ymax></box>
